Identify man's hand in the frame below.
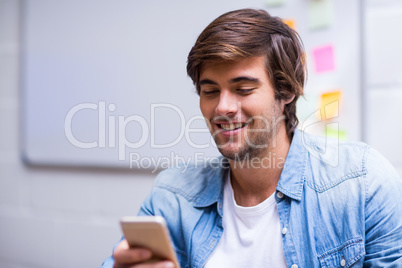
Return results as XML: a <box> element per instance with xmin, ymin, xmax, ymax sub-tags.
<box><xmin>113</xmin><ymin>239</ymin><xmax>176</xmax><ymax>268</ymax></box>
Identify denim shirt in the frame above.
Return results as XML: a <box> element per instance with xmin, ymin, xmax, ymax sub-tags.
<box><xmin>101</xmin><ymin>129</ymin><xmax>402</xmax><ymax>268</ymax></box>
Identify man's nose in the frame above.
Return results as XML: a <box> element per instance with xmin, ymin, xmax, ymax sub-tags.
<box><xmin>215</xmin><ymin>90</ymin><xmax>239</xmax><ymax>116</ymax></box>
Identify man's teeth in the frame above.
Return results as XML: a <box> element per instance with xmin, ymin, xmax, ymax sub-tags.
<box><xmin>220</xmin><ymin>123</ymin><xmax>244</xmax><ymax>131</ymax></box>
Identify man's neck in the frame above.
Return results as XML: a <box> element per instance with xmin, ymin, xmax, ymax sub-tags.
<box><xmin>228</xmin><ymin>130</ymin><xmax>292</xmax><ymax>207</ymax></box>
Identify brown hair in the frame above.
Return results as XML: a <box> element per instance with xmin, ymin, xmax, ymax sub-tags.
<box><xmin>187</xmin><ymin>8</ymin><xmax>306</xmax><ymax>138</ymax></box>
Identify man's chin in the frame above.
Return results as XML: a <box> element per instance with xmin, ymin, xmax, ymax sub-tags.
<box><xmin>217</xmin><ymin>147</ymin><xmax>249</xmax><ymax>162</ymax></box>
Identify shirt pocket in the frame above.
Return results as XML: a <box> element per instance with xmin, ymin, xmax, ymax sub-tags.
<box><xmin>318</xmin><ymin>237</ymin><xmax>365</xmax><ymax>268</ymax></box>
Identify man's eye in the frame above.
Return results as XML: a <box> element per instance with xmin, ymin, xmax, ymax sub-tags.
<box><xmin>237</xmin><ymin>88</ymin><xmax>255</xmax><ymax>94</ymax></box>
<box><xmin>202</xmin><ymin>90</ymin><xmax>219</xmax><ymax>95</ymax></box>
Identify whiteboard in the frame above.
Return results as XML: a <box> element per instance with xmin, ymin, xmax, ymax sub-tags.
<box><xmin>22</xmin><ymin>0</ymin><xmax>361</xmax><ymax>169</ymax></box>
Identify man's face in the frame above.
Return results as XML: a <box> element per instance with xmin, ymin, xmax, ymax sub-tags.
<box><xmin>199</xmin><ymin>56</ymin><xmax>289</xmax><ymax>161</ymax></box>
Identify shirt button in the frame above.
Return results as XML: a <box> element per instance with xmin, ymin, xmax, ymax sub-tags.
<box><xmin>276</xmin><ymin>191</ymin><xmax>284</xmax><ymax>199</ymax></box>
<box><xmin>282</xmin><ymin>227</ymin><xmax>287</xmax><ymax>235</ymax></box>
<box><xmin>291</xmin><ymin>264</ymin><xmax>298</xmax><ymax>268</ymax></box>
<box><xmin>340</xmin><ymin>257</ymin><xmax>346</xmax><ymax>266</ymax></box>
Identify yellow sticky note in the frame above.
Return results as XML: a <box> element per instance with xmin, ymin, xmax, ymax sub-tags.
<box><xmin>308</xmin><ymin>0</ymin><xmax>333</xmax><ymax>30</ymax></box>
<box><xmin>283</xmin><ymin>19</ymin><xmax>296</xmax><ymax>30</ymax></box>
<box><xmin>319</xmin><ymin>90</ymin><xmax>342</xmax><ymax>120</ymax></box>
<box><xmin>326</xmin><ymin>125</ymin><xmax>347</xmax><ymax>141</ymax></box>
<box><xmin>266</xmin><ymin>0</ymin><xmax>286</xmax><ymax>7</ymax></box>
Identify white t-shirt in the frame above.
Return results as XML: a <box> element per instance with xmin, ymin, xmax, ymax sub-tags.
<box><xmin>204</xmin><ymin>173</ymin><xmax>287</xmax><ymax>267</ymax></box>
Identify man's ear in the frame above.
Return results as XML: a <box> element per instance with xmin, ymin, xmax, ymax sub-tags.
<box><xmin>283</xmin><ymin>94</ymin><xmax>295</xmax><ymax>105</ymax></box>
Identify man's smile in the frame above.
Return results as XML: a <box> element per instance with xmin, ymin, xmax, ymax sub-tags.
<box><xmin>217</xmin><ymin>122</ymin><xmax>248</xmax><ymax>131</ymax></box>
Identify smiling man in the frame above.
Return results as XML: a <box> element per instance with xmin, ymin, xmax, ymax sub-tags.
<box><xmin>102</xmin><ymin>9</ymin><xmax>402</xmax><ymax>268</ymax></box>
<box><xmin>197</xmin><ymin>57</ymin><xmax>293</xmax><ymax>210</ymax></box>
<box><xmin>199</xmin><ymin>57</ymin><xmax>290</xmax><ymax>162</ymax></box>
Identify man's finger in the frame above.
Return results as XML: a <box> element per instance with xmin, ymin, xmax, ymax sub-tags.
<box><xmin>113</xmin><ymin>240</ymin><xmax>152</xmax><ymax>264</ymax></box>
<box><xmin>133</xmin><ymin>260</ymin><xmax>176</xmax><ymax>268</ymax></box>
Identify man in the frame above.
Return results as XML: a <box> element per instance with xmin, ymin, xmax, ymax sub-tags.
<box><xmin>102</xmin><ymin>9</ymin><xmax>402</xmax><ymax>268</ymax></box>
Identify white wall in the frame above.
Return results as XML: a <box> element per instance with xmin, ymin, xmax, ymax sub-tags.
<box><xmin>0</xmin><ymin>1</ymin><xmax>156</xmax><ymax>267</ymax></box>
<box><xmin>365</xmin><ymin>0</ymin><xmax>402</xmax><ymax>171</ymax></box>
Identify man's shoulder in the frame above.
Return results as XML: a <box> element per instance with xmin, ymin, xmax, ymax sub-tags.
<box><xmin>152</xmin><ymin>158</ymin><xmax>228</xmax><ymax>202</ymax></box>
<box><xmin>300</xmin><ymin>130</ymin><xmax>401</xmax><ymax>192</ymax></box>
<box><xmin>301</xmin><ymin>130</ymin><xmax>368</xmax><ymax>155</ymax></box>
<box><xmin>301</xmin><ymin>131</ymin><xmax>370</xmax><ymax>191</ymax></box>
<box><xmin>301</xmin><ymin>130</ymin><xmax>369</xmax><ymax>166</ymax></box>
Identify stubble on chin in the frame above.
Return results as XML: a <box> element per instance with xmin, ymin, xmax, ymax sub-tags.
<box><xmin>215</xmin><ymin>114</ymin><xmax>286</xmax><ymax>162</ymax></box>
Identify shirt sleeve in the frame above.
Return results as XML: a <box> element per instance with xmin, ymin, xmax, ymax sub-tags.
<box><xmin>99</xmin><ymin>236</ymin><xmax>124</xmax><ymax>268</ymax></box>
<box><xmin>364</xmin><ymin>146</ymin><xmax>402</xmax><ymax>266</ymax></box>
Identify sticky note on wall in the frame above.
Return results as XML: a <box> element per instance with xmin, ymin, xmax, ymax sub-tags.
<box><xmin>308</xmin><ymin>0</ymin><xmax>333</xmax><ymax>29</ymax></box>
<box><xmin>312</xmin><ymin>44</ymin><xmax>335</xmax><ymax>73</ymax></box>
<box><xmin>319</xmin><ymin>90</ymin><xmax>342</xmax><ymax>120</ymax></box>
<box><xmin>283</xmin><ymin>19</ymin><xmax>296</xmax><ymax>30</ymax></box>
<box><xmin>266</xmin><ymin>0</ymin><xmax>286</xmax><ymax>7</ymax></box>
<box><xmin>326</xmin><ymin>125</ymin><xmax>347</xmax><ymax>141</ymax></box>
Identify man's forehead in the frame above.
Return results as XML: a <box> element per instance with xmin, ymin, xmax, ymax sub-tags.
<box><xmin>199</xmin><ymin>57</ymin><xmax>268</xmax><ymax>83</ymax></box>
<box><xmin>200</xmin><ymin>56</ymin><xmax>265</xmax><ymax>70</ymax></box>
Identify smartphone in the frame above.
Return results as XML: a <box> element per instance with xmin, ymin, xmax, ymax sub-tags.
<box><xmin>120</xmin><ymin>216</ymin><xmax>180</xmax><ymax>268</ymax></box>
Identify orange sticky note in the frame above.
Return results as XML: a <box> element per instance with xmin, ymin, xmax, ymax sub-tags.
<box><xmin>319</xmin><ymin>90</ymin><xmax>342</xmax><ymax>120</ymax></box>
<box><xmin>283</xmin><ymin>19</ymin><xmax>296</xmax><ymax>30</ymax></box>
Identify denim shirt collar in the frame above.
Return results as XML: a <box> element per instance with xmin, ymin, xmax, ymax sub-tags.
<box><xmin>276</xmin><ymin>129</ymin><xmax>308</xmax><ymax>201</ymax></box>
<box><xmin>192</xmin><ymin>129</ymin><xmax>308</xmax><ymax>209</ymax></box>
<box><xmin>192</xmin><ymin>158</ymin><xmax>228</xmax><ymax>216</ymax></box>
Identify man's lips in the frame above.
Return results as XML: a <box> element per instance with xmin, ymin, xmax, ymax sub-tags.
<box><xmin>215</xmin><ymin>122</ymin><xmax>248</xmax><ymax>131</ymax></box>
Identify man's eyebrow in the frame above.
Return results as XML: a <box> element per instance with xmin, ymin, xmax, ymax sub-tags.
<box><xmin>199</xmin><ymin>76</ymin><xmax>261</xmax><ymax>86</ymax></box>
<box><xmin>199</xmin><ymin>79</ymin><xmax>218</xmax><ymax>86</ymax></box>
<box><xmin>229</xmin><ymin>76</ymin><xmax>261</xmax><ymax>84</ymax></box>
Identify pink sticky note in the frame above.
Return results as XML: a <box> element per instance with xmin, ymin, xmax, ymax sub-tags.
<box><xmin>312</xmin><ymin>45</ymin><xmax>335</xmax><ymax>73</ymax></box>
